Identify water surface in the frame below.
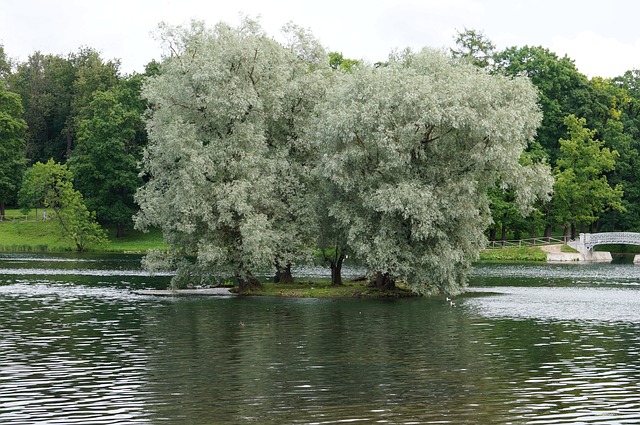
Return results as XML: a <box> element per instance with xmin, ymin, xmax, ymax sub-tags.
<box><xmin>2</xmin><ymin>255</ymin><xmax>640</xmax><ymax>424</ymax></box>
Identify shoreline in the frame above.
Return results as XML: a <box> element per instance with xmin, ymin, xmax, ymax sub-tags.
<box><xmin>134</xmin><ymin>288</ymin><xmax>233</xmax><ymax>296</ymax></box>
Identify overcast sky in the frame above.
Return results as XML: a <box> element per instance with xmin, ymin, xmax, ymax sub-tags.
<box><xmin>1</xmin><ymin>0</ymin><xmax>639</xmax><ymax>78</ymax></box>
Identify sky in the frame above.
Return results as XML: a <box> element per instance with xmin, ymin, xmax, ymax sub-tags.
<box><xmin>1</xmin><ymin>0</ymin><xmax>640</xmax><ymax>78</ymax></box>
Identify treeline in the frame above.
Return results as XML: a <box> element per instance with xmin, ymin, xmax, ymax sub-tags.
<box><xmin>0</xmin><ymin>26</ymin><xmax>639</xmax><ymax>247</ymax></box>
<box><xmin>0</xmin><ymin>44</ymin><xmax>158</xmax><ymax>240</ymax></box>
<box><xmin>451</xmin><ymin>30</ymin><xmax>640</xmax><ymax>240</ymax></box>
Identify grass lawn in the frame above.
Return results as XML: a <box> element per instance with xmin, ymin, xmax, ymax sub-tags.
<box><xmin>478</xmin><ymin>246</ymin><xmax>547</xmax><ymax>262</ymax></box>
<box><xmin>102</xmin><ymin>227</ymin><xmax>166</xmax><ymax>253</ymax></box>
<box><xmin>0</xmin><ymin>209</ymin><xmax>166</xmax><ymax>253</ymax></box>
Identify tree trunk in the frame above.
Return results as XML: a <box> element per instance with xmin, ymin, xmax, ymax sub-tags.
<box><xmin>116</xmin><ymin>223</ymin><xmax>125</xmax><ymax>238</ymax></box>
<box><xmin>0</xmin><ymin>201</ymin><xmax>4</xmax><ymax>221</ymax></box>
<box><xmin>562</xmin><ymin>225</ymin><xmax>570</xmax><ymax>242</ymax></box>
<box><xmin>514</xmin><ymin>228</ymin><xmax>522</xmax><ymax>240</ymax></box>
<box><xmin>571</xmin><ymin>222</ymin><xmax>577</xmax><ymax>240</ymax></box>
<box><xmin>274</xmin><ymin>262</ymin><xmax>294</xmax><ymax>283</ymax></box>
<box><xmin>544</xmin><ymin>225</ymin><xmax>552</xmax><ymax>242</ymax></box>
<box><xmin>330</xmin><ymin>253</ymin><xmax>345</xmax><ymax>286</ymax></box>
<box><xmin>370</xmin><ymin>272</ymin><xmax>395</xmax><ymax>291</ymax></box>
<box><xmin>236</xmin><ymin>273</ymin><xmax>263</xmax><ymax>292</ymax></box>
<box><xmin>530</xmin><ymin>223</ymin><xmax>535</xmax><ymax>239</ymax></box>
<box><xmin>501</xmin><ymin>222</ymin><xmax>507</xmax><ymax>245</ymax></box>
<box><xmin>489</xmin><ymin>227</ymin><xmax>496</xmax><ymax>241</ymax></box>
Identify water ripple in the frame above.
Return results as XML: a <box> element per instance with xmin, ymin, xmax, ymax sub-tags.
<box><xmin>2</xmin><ymin>255</ymin><xmax>640</xmax><ymax>424</ymax></box>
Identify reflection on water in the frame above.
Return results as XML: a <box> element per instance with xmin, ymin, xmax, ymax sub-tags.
<box><xmin>1</xmin><ymin>255</ymin><xmax>640</xmax><ymax>423</ymax></box>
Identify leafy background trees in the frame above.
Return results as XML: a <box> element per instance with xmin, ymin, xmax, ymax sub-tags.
<box><xmin>2</xmin><ymin>21</ymin><xmax>640</xmax><ymax>292</ymax></box>
<box><xmin>0</xmin><ymin>83</ymin><xmax>27</xmax><ymax>219</ymax></box>
<box><xmin>452</xmin><ymin>28</ymin><xmax>635</xmax><ymax>241</ymax></box>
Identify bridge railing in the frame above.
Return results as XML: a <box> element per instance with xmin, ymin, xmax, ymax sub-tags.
<box><xmin>485</xmin><ymin>237</ymin><xmax>568</xmax><ymax>249</ymax></box>
<box><xmin>582</xmin><ymin>232</ymin><xmax>640</xmax><ymax>250</ymax></box>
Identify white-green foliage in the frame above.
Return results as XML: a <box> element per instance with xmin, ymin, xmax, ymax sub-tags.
<box><xmin>135</xmin><ymin>19</ymin><xmax>326</xmax><ymax>285</ymax></box>
<box><xmin>137</xmin><ymin>18</ymin><xmax>551</xmax><ymax>294</ymax></box>
<box><xmin>310</xmin><ymin>49</ymin><xmax>552</xmax><ymax>294</ymax></box>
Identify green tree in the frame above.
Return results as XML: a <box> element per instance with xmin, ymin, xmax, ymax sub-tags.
<box><xmin>552</xmin><ymin>115</ymin><xmax>624</xmax><ymax>238</ymax></box>
<box><xmin>135</xmin><ymin>19</ymin><xmax>325</xmax><ymax>290</ymax></box>
<box><xmin>604</xmin><ymin>71</ymin><xmax>640</xmax><ymax>231</ymax></box>
<box><xmin>68</xmin><ymin>75</ymin><xmax>146</xmax><ymax>238</ymax></box>
<box><xmin>8</xmin><ymin>52</ymin><xmax>73</xmax><ymax>163</ymax></box>
<box><xmin>8</xmin><ymin>48</ymin><xmax>120</xmax><ymax>164</ymax></box>
<box><xmin>66</xmin><ymin>47</ymin><xmax>120</xmax><ymax>157</ymax></box>
<box><xmin>0</xmin><ymin>44</ymin><xmax>12</xmax><ymax>82</ymax></box>
<box><xmin>450</xmin><ymin>27</ymin><xmax>495</xmax><ymax>68</ymax></box>
<box><xmin>493</xmin><ymin>46</ymin><xmax>593</xmax><ymax>163</ymax></box>
<box><xmin>0</xmin><ymin>84</ymin><xmax>27</xmax><ymax>220</ymax></box>
<box><xmin>310</xmin><ymin>49</ymin><xmax>552</xmax><ymax>295</ymax></box>
<box><xmin>19</xmin><ymin>160</ymin><xmax>107</xmax><ymax>251</ymax></box>
<box><xmin>328</xmin><ymin>51</ymin><xmax>361</xmax><ymax>72</ymax></box>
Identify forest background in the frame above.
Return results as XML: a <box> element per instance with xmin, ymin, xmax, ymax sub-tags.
<box><xmin>0</xmin><ymin>26</ymin><xmax>637</xmax><ymax>254</ymax></box>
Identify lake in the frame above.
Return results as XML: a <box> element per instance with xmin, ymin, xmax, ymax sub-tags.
<box><xmin>1</xmin><ymin>253</ymin><xmax>640</xmax><ymax>424</ymax></box>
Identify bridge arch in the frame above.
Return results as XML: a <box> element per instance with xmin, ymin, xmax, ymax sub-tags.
<box><xmin>578</xmin><ymin>232</ymin><xmax>640</xmax><ymax>253</ymax></box>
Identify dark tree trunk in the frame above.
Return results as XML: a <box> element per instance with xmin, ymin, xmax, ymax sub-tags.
<box><xmin>370</xmin><ymin>272</ymin><xmax>396</xmax><ymax>291</ymax></box>
<box><xmin>330</xmin><ymin>253</ymin><xmax>345</xmax><ymax>286</ymax></box>
<box><xmin>514</xmin><ymin>228</ymin><xmax>522</xmax><ymax>240</ymax></box>
<box><xmin>274</xmin><ymin>262</ymin><xmax>294</xmax><ymax>284</ymax></box>
<box><xmin>489</xmin><ymin>227</ymin><xmax>497</xmax><ymax>241</ymax></box>
<box><xmin>0</xmin><ymin>201</ymin><xmax>4</xmax><ymax>221</ymax></box>
<box><xmin>571</xmin><ymin>222</ymin><xmax>577</xmax><ymax>240</ymax></box>
<box><xmin>530</xmin><ymin>223</ymin><xmax>535</xmax><ymax>239</ymax></box>
<box><xmin>562</xmin><ymin>225</ymin><xmax>570</xmax><ymax>242</ymax></box>
<box><xmin>501</xmin><ymin>222</ymin><xmax>507</xmax><ymax>242</ymax></box>
<box><xmin>116</xmin><ymin>223</ymin><xmax>125</xmax><ymax>238</ymax></box>
<box><xmin>544</xmin><ymin>225</ymin><xmax>552</xmax><ymax>242</ymax></box>
<box><xmin>236</xmin><ymin>273</ymin><xmax>263</xmax><ymax>292</ymax></box>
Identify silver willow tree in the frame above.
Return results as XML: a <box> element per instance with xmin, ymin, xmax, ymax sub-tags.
<box><xmin>135</xmin><ymin>19</ymin><xmax>326</xmax><ymax>289</ymax></box>
<box><xmin>309</xmin><ymin>49</ymin><xmax>552</xmax><ymax>295</ymax></box>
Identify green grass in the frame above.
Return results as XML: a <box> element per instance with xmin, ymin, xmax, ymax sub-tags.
<box><xmin>479</xmin><ymin>246</ymin><xmax>547</xmax><ymax>262</ymax></box>
<box><xmin>0</xmin><ymin>208</ymin><xmax>166</xmax><ymax>253</ymax></box>
<box><xmin>102</xmin><ymin>228</ymin><xmax>166</xmax><ymax>253</ymax></box>
<box><xmin>0</xmin><ymin>219</ymin><xmax>74</xmax><ymax>252</ymax></box>
<box><xmin>1</xmin><ymin>208</ymin><xmax>41</xmax><ymax>221</ymax></box>
<box><xmin>238</xmin><ymin>278</ymin><xmax>417</xmax><ymax>298</ymax></box>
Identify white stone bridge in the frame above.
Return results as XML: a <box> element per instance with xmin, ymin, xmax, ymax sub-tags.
<box><xmin>569</xmin><ymin>232</ymin><xmax>640</xmax><ymax>261</ymax></box>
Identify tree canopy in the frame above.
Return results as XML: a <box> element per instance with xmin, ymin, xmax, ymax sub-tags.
<box><xmin>135</xmin><ymin>19</ymin><xmax>327</xmax><ymax>289</ymax></box>
<box><xmin>135</xmin><ymin>20</ymin><xmax>552</xmax><ymax>294</ymax></box>
<box><xmin>310</xmin><ymin>49</ymin><xmax>551</xmax><ymax>294</ymax></box>
<box><xmin>68</xmin><ymin>79</ymin><xmax>146</xmax><ymax>238</ymax></box>
<box><xmin>19</xmin><ymin>159</ymin><xmax>107</xmax><ymax>251</ymax></box>
<box><xmin>0</xmin><ymin>84</ymin><xmax>27</xmax><ymax>219</ymax></box>
<box><xmin>552</xmin><ymin>115</ymin><xmax>623</xmax><ymax>236</ymax></box>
